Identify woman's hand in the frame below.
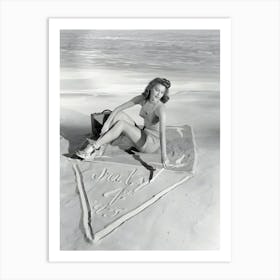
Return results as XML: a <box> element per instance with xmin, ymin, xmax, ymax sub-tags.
<box><xmin>162</xmin><ymin>157</ymin><xmax>170</xmax><ymax>169</ymax></box>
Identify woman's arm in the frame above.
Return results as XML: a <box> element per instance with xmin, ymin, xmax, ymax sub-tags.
<box><xmin>101</xmin><ymin>95</ymin><xmax>144</xmax><ymax>135</ymax></box>
<box><xmin>157</xmin><ymin>105</ymin><xmax>168</xmax><ymax>168</ymax></box>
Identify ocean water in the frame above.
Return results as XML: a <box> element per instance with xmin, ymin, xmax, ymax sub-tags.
<box><xmin>60</xmin><ymin>30</ymin><xmax>220</xmax><ymax>95</ymax></box>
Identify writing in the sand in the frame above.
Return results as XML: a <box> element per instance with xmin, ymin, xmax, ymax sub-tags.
<box><xmin>90</xmin><ymin>167</ymin><xmax>151</xmax><ymax>218</ymax></box>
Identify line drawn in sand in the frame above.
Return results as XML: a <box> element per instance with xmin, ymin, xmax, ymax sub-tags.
<box><xmin>72</xmin><ymin>163</ymin><xmax>94</xmax><ymax>242</ymax></box>
<box><xmin>72</xmin><ymin>162</ymin><xmax>192</xmax><ymax>243</ymax></box>
<box><xmin>69</xmin><ymin>124</ymin><xmax>197</xmax><ymax>243</ymax></box>
<box><xmin>175</xmin><ymin>127</ymin><xmax>185</xmax><ymax>138</ymax></box>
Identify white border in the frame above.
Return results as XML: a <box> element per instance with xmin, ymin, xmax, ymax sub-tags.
<box><xmin>49</xmin><ymin>18</ymin><xmax>231</xmax><ymax>262</ymax></box>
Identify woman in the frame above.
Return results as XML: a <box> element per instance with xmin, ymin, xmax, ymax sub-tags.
<box><xmin>76</xmin><ymin>77</ymin><xmax>171</xmax><ymax>168</ymax></box>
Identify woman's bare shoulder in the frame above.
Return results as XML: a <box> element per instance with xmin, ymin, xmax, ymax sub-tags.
<box><xmin>131</xmin><ymin>94</ymin><xmax>145</xmax><ymax>105</ymax></box>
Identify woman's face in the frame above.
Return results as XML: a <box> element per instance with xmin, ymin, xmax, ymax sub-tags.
<box><xmin>149</xmin><ymin>83</ymin><xmax>166</xmax><ymax>103</ymax></box>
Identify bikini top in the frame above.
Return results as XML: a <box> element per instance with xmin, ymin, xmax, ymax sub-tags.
<box><xmin>139</xmin><ymin>100</ymin><xmax>160</xmax><ymax>130</ymax></box>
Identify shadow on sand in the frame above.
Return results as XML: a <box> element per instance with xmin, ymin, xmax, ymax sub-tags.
<box><xmin>124</xmin><ymin>147</ymin><xmax>156</xmax><ymax>181</ymax></box>
<box><xmin>60</xmin><ymin>109</ymin><xmax>92</xmax><ymax>154</ymax></box>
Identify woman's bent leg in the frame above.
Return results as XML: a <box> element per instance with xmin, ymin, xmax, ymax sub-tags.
<box><xmin>95</xmin><ymin>120</ymin><xmax>145</xmax><ymax>148</ymax></box>
<box><xmin>109</xmin><ymin>111</ymin><xmax>136</xmax><ymax>127</ymax></box>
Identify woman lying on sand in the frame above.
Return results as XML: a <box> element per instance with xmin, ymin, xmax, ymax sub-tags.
<box><xmin>76</xmin><ymin>77</ymin><xmax>171</xmax><ymax>168</ymax></box>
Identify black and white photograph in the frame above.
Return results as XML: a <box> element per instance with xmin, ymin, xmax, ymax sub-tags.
<box><xmin>49</xmin><ymin>18</ymin><xmax>231</xmax><ymax>261</ymax></box>
<box><xmin>1</xmin><ymin>0</ymin><xmax>279</xmax><ymax>278</ymax></box>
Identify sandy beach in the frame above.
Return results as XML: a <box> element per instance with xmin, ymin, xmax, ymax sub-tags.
<box><xmin>60</xmin><ymin>90</ymin><xmax>220</xmax><ymax>250</ymax></box>
<box><xmin>58</xmin><ymin>29</ymin><xmax>220</xmax><ymax>250</ymax></box>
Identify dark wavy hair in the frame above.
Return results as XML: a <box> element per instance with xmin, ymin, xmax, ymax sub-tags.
<box><xmin>142</xmin><ymin>77</ymin><xmax>171</xmax><ymax>103</ymax></box>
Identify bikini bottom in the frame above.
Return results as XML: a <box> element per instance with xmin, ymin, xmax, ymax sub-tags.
<box><xmin>136</xmin><ymin>126</ymin><xmax>160</xmax><ymax>153</ymax></box>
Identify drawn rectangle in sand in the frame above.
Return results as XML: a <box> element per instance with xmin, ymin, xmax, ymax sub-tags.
<box><xmin>71</xmin><ymin>161</ymin><xmax>192</xmax><ymax>242</ymax></box>
<box><xmin>94</xmin><ymin>125</ymin><xmax>196</xmax><ymax>173</ymax></box>
<box><xmin>60</xmin><ymin>124</ymin><xmax>196</xmax><ymax>244</ymax></box>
